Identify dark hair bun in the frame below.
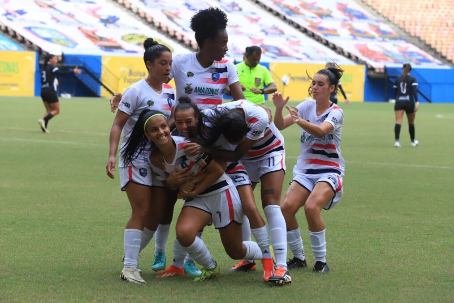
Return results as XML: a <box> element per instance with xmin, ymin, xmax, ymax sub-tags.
<box><xmin>143</xmin><ymin>38</ymin><xmax>158</xmax><ymax>50</ymax></box>
<box><xmin>178</xmin><ymin>96</ymin><xmax>192</xmax><ymax>104</ymax></box>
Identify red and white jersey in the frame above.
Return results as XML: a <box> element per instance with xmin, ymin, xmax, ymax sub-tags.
<box><xmin>169</xmin><ymin>53</ymin><xmax>239</xmax><ymax>110</ymax></box>
<box><xmin>118</xmin><ymin>79</ymin><xmax>175</xmax><ymax>167</ymax></box>
<box><xmin>150</xmin><ymin>136</ymin><xmax>233</xmax><ymax>196</ymax></box>
<box><xmin>294</xmin><ymin>101</ymin><xmax>345</xmax><ymax>176</ymax></box>
<box><xmin>203</xmin><ymin>100</ymin><xmax>285</xmax><ymax>161</ymax></box>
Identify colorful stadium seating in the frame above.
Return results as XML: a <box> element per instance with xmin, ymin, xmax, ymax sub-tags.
<box><xmin>361</xmin><ymin>0</ymin><xmax>454</xmax><ymax>63</ymax></box>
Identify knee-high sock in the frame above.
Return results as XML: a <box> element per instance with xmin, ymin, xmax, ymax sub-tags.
<box><xmin>139</xmin><ymin>227</ymin><xmax>155</xmax><ymax>253</ymax></box>
<box><xmin>43</xmin><ymin>113</ymin><xmax>53</xmax><ymax>127</ymax></box>
<box><xmin>287</xmin><ymin>228</ymin><xmax>305</xmax><ymax>261</ymax></box>
<box><xmin>243</xmin><ymin>241</ymin><xmax>263</xmax><ymax>260</ymax></box>
<box><xmin>124</xmin><ymin>229</ymin><xmax>143</xmax><ymax>268</ymax></box>
<box><xmin>185</xmin><ymin>237</ymin><xmax>216</xmax><ymax>270</ymax></box>
<box><xmin>264</xmin><ymin>205</ymin><xmax>287</xmax><ymax>269</ymax></box>
<box><xmin>154</xmin><ymin>224</ymin><xmax>170</xmax><ymax>254</ymax></box>
<box><xmin>309</xmin><ymin>229</ymin><xmax>326</xmax><ymax>263</ymax></box>
<box><xmin>184</xmin><ymin>231</ymin><xmax>202</xmax><ymax>263</ymax></box>
<box><xmin>172</xmin><ymin>239</ymin><xmax>186</xmax><ymax>268</ymax></box>
<box><xmin>395</xmin><ymin>124</ymin><xmax>401</xmax><ymax>141</ymax></box>
<box><xmin>409</xmin><ymin>124</ymin><xmax>415</xmax><ymax>141</ymax></box>
<box><xmin>251</xmin><ymin>226</ymin><xmax>272</xmax><ymax>259</ymax></box>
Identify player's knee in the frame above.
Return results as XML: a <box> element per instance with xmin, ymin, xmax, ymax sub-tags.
<box><xmin>304</xmin><ymin>202</ymin><xmax>321</xmax><ymax>219</ymax></box>
<box><xmin>225</xmin><ymin>244</ymin><xmax>245</xmax><ymax>260</ymax></box>
<box><xmin>176</xmin><ymin>225</ymin><xmax>196</xmax><ymax>247</ymax></box>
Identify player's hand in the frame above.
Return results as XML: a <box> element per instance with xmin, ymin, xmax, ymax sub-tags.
<box><xmin>149</xmin><ymin>150</ymin><xmax>165</xmax><ymax>170</ymax></box>
<box><xmin>286</xmin><ymin>105</ymin><xmax>300</xmax><ymax>124</ymax></box>
<box><xmin>273</xmin><ymin>92</ymin><xmax>289</xmax><ymax>109</ymax></box>
<box><xmin>240</xmin><ymin>85</ymin><xmax>246</xmax><ymax>91</ymax></box>
<box><xmin>73</xmin><ymin>66</ymin><xmax>82</xmax><ymax>75</ymax></box>
<box><xmin>178</xmin><ymin>189</ymin><xmax>197</xmax><ymax>199</ymax></box>
<box><xmin>414</xmin><ymin>102</ymin><xmax>419</xmax><ymax>112</ymax></box>
<box><xmin>258</xmin><ymin>104</ymin><xmax>273</xmax><ymax>124</ymax></box>
<box><xmin>345</xmin><ymin>99</ymin><xmax>351</xmax><ymax>105</ymax></box>
<box><xmin>250</xmin><ymin>88</ymin><xmax>261</xmax><ymax>94</ymax></box>
<box><xmin>106</xmin><ymin>155</ymin><xmax>116</xmax><ymax>179</ymax></box>
<box><xmin>183</xmin><ymin>142</ymin><xmax>204</xmax><ymax>157</ymax></box>
<box><xmin>167</xmin><ymin>167</ymin><xmax>192</xmax><ymax>187</ymax></box>
<box><xmin>110</xmin><ymin>93</ymin><xmax>123</xmax><ymax>113</ymax></box>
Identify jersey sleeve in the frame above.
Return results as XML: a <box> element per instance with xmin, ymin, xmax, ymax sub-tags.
<box><xmin>411</xmin><ymin>77</ymin><xmax>419</xmax><ymax>102</ymax></box>
<box><xmin>324</xmin><ymin>108</ymin><xmax>344</xmax><ymax>132</ymax></box>
<box><xmin>227</xmin><ymin>61</ymin><xmax>240</xmax><ymax>86</ymax></box>
<box><xmin>246</xmin><ymin>109</ymin><xmax>268</xmax><ymax>141</ymax></box>
<box><xmin>263</xmin><ymin>68</ymin><xmax>274</xmax><ymax>86</ymax></box>
<box><xmin>296</xmin><ymin>101</ymin><xmax>308</xmax><ymax>119</ymax></box>
<box><xmin>118</xmin><ymin>86</ymin><xmax>139</xmax><ymax>116</ymax></box>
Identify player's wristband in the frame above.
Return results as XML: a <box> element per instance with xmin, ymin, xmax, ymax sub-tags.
<box><xmin>261</xmin><ymin>88</ymin><xmax>265</xmax><ymax>94</ymax></box>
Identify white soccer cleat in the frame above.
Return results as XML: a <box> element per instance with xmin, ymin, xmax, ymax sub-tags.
<box><xmin>411</xmin><ymin>140</ymin><xmax>419</xmax><ymax>147</ymax></box>
<box><xmin>394</xmin><ymin>141</ymin><xmax>401</xmax><ymax>148</ymax></box>
<box><xmin>38</xmin><ymin>119</ymin><xmax>50</xmax><ymax>133</ymax></box>
<box><xmin>120</xmin><ymin>267</ymin><xmax>146</xmax><ymax>284</ymax></box>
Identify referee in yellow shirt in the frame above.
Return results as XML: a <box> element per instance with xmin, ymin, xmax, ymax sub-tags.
<box><xmin>226</xmin><ymin>46</ymin><xmax>277</xmax><ymax>104</ymax></box>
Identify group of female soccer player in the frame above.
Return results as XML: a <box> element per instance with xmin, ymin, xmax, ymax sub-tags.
<box><xmin>106</xmin><ymin>7</ymin><xmax>345</xmax><ymax>286</ymax></box>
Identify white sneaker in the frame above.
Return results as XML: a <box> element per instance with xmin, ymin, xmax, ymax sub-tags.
<box><xmin>121</xmin><ymin>267</ymin><xmax>146</xmax><ymax>284</ymax></box>
<box><xmin>411</xmin><ymin>140</ymin><xmax>419</xmax><ymax>147</ymax></box>
<box><xmin>38</xmin><ymin>119</ymin><xmax>50</xmax><ymax>133</ymax></box>
<box><xmin>394</xmin><ymin>141</ymin><xmax>401</xmax><ymax>148</ymax></box>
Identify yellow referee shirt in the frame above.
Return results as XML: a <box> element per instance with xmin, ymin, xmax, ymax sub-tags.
<box><xmin>235</xmin><ymin>62</ymin><xmax>274</xmax><ymax>104</ymax></box>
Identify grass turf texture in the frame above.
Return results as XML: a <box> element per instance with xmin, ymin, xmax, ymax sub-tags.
<box><xmin>1</xmin><ymin>97</ymin><xmax>453</xmax><ymax>302</ymax></box>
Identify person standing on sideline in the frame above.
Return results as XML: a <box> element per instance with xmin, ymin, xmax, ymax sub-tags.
<box><xmin>273</xmin><ymin>64</ymin><xmax>346</xmax><ymax>274</ymax></box>
<box><xmin>226</xmin><ymin>46</ymin><xmax>277</xmax><ymax>104</ymax></box>
<box><xmin>325</xmin><ymin>62</ymin><xmax>350</xmax><ymax>105</ymax></box>
<box><xmin>38</xmin><ymin>54</ymin><xmax>81</xmax><ymax>133</ymax></box>
<box><xmin>393</xmin><ymin>63</ymin><xmax>419</xmax><ymax>147</ymax></box>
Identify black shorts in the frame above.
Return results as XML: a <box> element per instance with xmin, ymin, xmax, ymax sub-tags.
<box><xmin>41</xmin><ymin>88</ymin><xmax>59</xmax><ymax>103</ymax></box>
<box><xmin>394</xmin><ymin>101</ymin><xmax>415</xmax><ymax>114</ymax></box>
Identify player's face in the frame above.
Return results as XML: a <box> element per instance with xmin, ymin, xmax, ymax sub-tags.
<box><xmin>49</xmin><ymin>56</ymin><xmax>58</xmax><ymax>65</ymax></box>
<box><xmin>150</xmin><ymin>51</ymin><xmax>172</xmax><ymax>82</ymax></box>
<box><xmin>246</xmin><ymin>52</ymin><xmax>261</xmax><ymax>68</ymax></box>
<box><xmin>311</xmin><ymin>74</ymin><xmax>334</xmax><ymax>101</ymax></box>
<box><xmin>206</xmin><ymin>29</ymin><xmax>228</xmax><ymax>61</ymax></box>
<box><xmin>174</xmin><ymin>108</ymin><xmax>198</xmax><ymax>138</ymax></box>
<box><xmin>144</xmin><ymin>116</ymin><xmax>170</xmax><ymax>146</ymax></box>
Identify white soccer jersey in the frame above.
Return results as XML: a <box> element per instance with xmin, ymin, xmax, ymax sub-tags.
<box><xmin>169</xmin><ymin>53</ymin><xmax>239</xmax><ymax>110</ymax></box>
<box><xmin>150</xmin><ymin>136</ymin><xmax>233</xmax><ymax>196</ymax></box>
<box><xmin>294</xmin><ymin>101</ymin><xmax>345</xmax><ymax>176</ymax></box>
<box><xmin>118</xmin><ymin>79</ymin><xmax>175</xmax><ymax>167</ymax></box>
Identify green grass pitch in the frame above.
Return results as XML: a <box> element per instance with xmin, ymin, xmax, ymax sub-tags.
<box><xmin>0</xmin><ymin>97</ymin><xmax>453</xmax><ymax>302</ymax></box>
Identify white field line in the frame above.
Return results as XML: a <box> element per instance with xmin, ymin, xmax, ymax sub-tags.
<box><xmin>286</xmin><ymin>156</ymin><xmax>453</xmax><ymax>170</ymax></box>
<box><xmin>0</xmin><ymin>137</ymin><xmax>104</xmax><ymax>147</ymax></box>
<box><xmin>435</xmin><ymin>114</ymin><xmax>454</xmax><ymax>119</ymax></box>
<box><xmin>0</xmin><ymin>126</ymin><xmax>108</xmax><ymax>136</ymax></box>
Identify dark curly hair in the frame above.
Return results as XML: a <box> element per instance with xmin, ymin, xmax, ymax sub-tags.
<box><xmin>190</xmin><ymin>7</ymin><xmax>228</xmax><ymax>48</ymax></box>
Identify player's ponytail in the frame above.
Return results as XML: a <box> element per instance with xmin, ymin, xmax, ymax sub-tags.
<box><xmin>402</xmin><ymin>63</ymin><xmax>412</xmax><ymax>90</ymax></box>
<box><xmin>307</xmin><ymin>63</ymin><xmax>344</xmax><ymax>98</ymax></box>
<box><xmin>121</xmin><ymin>109</ymin><xmax>165</xmax><ymax>167</ymax></box>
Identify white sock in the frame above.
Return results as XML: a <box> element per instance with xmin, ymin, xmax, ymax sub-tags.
<box><xmin>172</xmin><ymin>239</ymin><xmax>186</xmax><ymax>268</ymax></box>
<box><xmin>243</xmin><ymin>241</ymin><xmax>263</xmax><ymax>260</ymax></box>
<box><xmin>264</xmin><ymin>205</ymin><xmax>287</xmax><ymax>270</ymax></box>
<box><xmin>184</xmin><ymin>231</ymin><xmax>203</xmax><ymax>263</ymax></box>
<box><xmin>242</xmin><ymin>216</ymin><xmax>252</xmax><ymax>241</ymax></box>
<box><xmin>124</xmin><ymin>229</ymin><xmax>142</xmax><ymax>268</ymax></box>
<box><xmin>139</xmin><ymin>228</ymin><xmax>155</xmax><ymax>253</ymax></box>
<box><xmin>185</xmin><ymin>237</ymin><xmax>216</xmax><ymax>270</ymax></box>
<box><xmin>251</xmin><ymin>226</ymin><xmax>272</xmax><ymax>259</ymax></box>
<box><xmin>155</xmin><ymin>224</ymin><xmax>170</xmax><ymax>254</ymax></box>
<box><xmin>287</xmin><ymin>228</ymin><xmax>305</xmax><ymax>261</ymax></box>
<box><xmin>309</xmin><ymin>229</ymin><xmax>326</xmax><ymax>263</ymax></box>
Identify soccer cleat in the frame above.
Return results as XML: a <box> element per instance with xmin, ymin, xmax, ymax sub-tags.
<box><xmin>194</xmin><ymin>262</ymin><xmax>220</xmax><ymax>281</ymax></box>
<box><xmin>228</xmin><ymin>260</ymin><xmax>256</xmax><ymax>273</ymax></box>
<box><xmin>184</xmin><ymin>261</ymin><xmax>202</xmax><ymax>276</ymax></box>
<box><xmin>287</xmin><ymin>257</ymin><xmax>307</xmax><ymax>270</ymax></box>
<box><xmin>121</xmin><ymin>255</ymin><xmax>142</xmax><ymax>274</ymax></box>
<box><xmin>262</xmin><ymin>258</ymin><xmax>274</xmax><ymax>281</ymax></box>
<box><xmin>411</xmin><ymin>140</ymin><xmax>419</xmax><ymax>147</ymax></box>
<box><xmin>313</xmin><ymin>261</ymin><xmax>330</xmax><ymax>274</ymax></box>
<box><xmin>394</xmin><ymin>141</ymin><xmax>401</xmax><ymax>148</ymax></box>
<box><xmin>151</xmin><ymin>252</ymin><xmax>166</xmax><ymax>271</ymax></box>
<box><xmin>268</xmin><ymin>266</ymin><xmax>291</xmax><ymax>285</ymax></box>
<box><xmin>157</xmin><ymin>265</ymin><xmax>184</xmax><ymax>277</ymax></box>
<box><xmin>38</xmin><ymin>119</ymin><xmax>50</xmax><ymax>133</ymax></box>
<box><xmin>120</xmin><ymin>267</ymin><xmax>146</xmax><ymax>284</ymax></box>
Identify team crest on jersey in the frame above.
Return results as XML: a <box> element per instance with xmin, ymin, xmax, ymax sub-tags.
<box><xmin>255</xmin><ymin>77</ymin><xmax>261</xmax><ymax>86</ymax></box>
<box><xmin>167</xmin><ymin>97</ymin><xmax>173</xmax><ymax>108</ymax></box>
<box><xmin>187</xmin><ymin>71</ymin><xmax>194</xmax><ymax>78</ymax></box>
<box><xmin>139</xmin><ymin>168</ymin><xmax>148</xmax><ymax>177</ymax></box>
<box><xmin>147</xmin><ymin>100</ymin><xmax>154</xmax><ymax>106</ymax></box>
<box><xmin>184</xmin><ymin>83</ymin><xmax>193</xmax><ymax>94</ymax></box>
<box><xmin>211</xmin><ymin>72</ymin><xmax>220</xmax><ymax>83</ymax></box>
